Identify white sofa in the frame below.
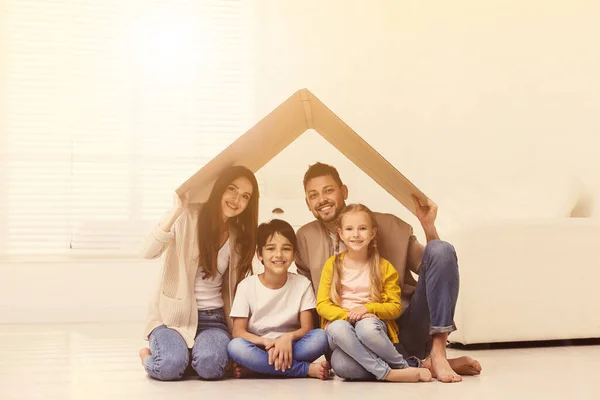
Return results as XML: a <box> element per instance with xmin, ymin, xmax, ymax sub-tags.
<box><xmin>446</xmin><ymin>218</ymin><xmax>600</xmax><ymax>345</ymax></box>
<box><xmin>422</xmin><ymin>163</ymin><xmax>600</xmax><ymax>344</ymax></box>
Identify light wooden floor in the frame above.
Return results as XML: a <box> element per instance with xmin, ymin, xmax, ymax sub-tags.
<box><xmin>1</xmin><ymin>323</ymin><xmax>598</xmax><ymax>400</ymax></box>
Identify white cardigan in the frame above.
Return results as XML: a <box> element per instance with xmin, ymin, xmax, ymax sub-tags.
<box><xmin>141</xmin><ymin>203</ymin><xmax>242</xmax><ymax>348</ymax></box>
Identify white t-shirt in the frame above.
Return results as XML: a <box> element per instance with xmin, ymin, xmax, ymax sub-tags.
<box><xmin>194</xmin><ymin>239</ymin><xmax>230</xmax><ymax>310</ymax></box>
<box><xmin>230</xmin><ymin>273</ymin><xmax>316</xmax><ymax>339</ymax></box>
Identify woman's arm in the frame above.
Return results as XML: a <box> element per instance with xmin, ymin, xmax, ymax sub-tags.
<box><xmin>140</xmin><ymin>192</ymin><xmax>188</xmax><ymax>259</ymax></box>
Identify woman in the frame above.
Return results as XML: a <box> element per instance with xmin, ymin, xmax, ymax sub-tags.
<box><xmin>138</xmin><ymin>166</ymin><xmax>259</xmax><ymax>381</ymax></box>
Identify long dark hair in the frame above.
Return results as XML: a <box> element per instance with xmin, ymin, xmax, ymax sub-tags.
<box><xmin>197</xmin><ymin>166</ymin><xmax>259</xmax><ymax>289</ymax></box>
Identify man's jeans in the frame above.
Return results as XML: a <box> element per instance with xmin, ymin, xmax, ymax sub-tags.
<box><xmin>144</xmin><ymin>308</ymin><xmax>231</xmax><ymax>381</ymax></box>
<box><xmin>331</xmin><ymin>240</ymin><xmax>459</xmax><ymax>380</ymax></box>
<box><xmin>227</xmin><ymin>329</ymin><xmax>328</xmax><ymax>377</ymax></box>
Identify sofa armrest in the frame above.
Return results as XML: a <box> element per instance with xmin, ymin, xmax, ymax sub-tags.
<box><xmin>445</xmin><ymin>218</ymin><xmax>600</xmax><ymax>344</ymax></box>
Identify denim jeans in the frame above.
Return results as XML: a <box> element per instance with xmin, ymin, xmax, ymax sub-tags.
<box><xmin>144</xmin><ymin>308</ymin><xmax>231</xmax><ymax>381</ymax></box>
<box><xmin>327</xmin><ymin>318</ymin><xmax>417</xmax><ymax>381</ymax></box>
<box><xmin>395</xmin><ymin>240</ymin><xmax>459</xmax><ymax>360</ymax></box>
<box><xmin>227</xmin><ymin>329</ymin><xmax>328</xmax><ymax>377</ymax></box>
<box><xmin>331</xmin><ymin>240</ymin><xmax>458</xmax><ymax>380</ymax></box>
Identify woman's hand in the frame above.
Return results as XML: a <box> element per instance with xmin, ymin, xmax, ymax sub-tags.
<box><xmin>175</xmin><ymin>190</ymin><xmax>189</xmax><ymax>213</ymax></box>
<box><xmin>159</xmin><ymin>190</ymin><xmax>189</xmax><ymax>233</ymax></box>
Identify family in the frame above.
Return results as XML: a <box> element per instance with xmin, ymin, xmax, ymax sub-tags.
<box><xmin>138</xmin><ymin>162</ymin><xmax>482</xmax><ymax>383</ymax></box>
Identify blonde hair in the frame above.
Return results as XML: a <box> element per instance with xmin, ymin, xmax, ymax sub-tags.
<box><xmin>330</xmin><ymin>204</ymin><xmax>383</xmax><ymax>306</ymax></box>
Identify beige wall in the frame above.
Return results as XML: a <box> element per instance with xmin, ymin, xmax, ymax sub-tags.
<box><xmin>250</xmin><ymin>0</ymin><xmax>600</xmax><ymax>233</ymax></box>
<box><xmin>3</xmin><ymin>1</ymin><xmax>600</xmax><ymax>323</ymax></box>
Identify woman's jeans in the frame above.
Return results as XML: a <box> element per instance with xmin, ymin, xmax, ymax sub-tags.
<box><xmin>144</xmin><ymin>308</ymin><xmax>231</xmax><ymax>381</ymax></box>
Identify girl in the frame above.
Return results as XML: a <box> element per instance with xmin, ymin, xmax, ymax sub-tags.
<box><xmin>227</xmin><ymin>219</ymin><xmax>330</xmax><ymax>379</ymax></box>
<box><xmin>138</xmin><ymin>166</ymin><xmax>259</xmax><ymax>381</ymax></box>
<box><xmin>317</xmin><ymin>204</ymin><xmax>432</xmax><ymax>383</ymax></box>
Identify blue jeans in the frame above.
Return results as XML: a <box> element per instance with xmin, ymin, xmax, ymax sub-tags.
<box><xmin>395</xmin><ymin>240</ymin><xmax>459</xmax><ymax>360</ymax></box>
<box><xmin>327</xmin><ymin>319</ymin><xmax>417</xmax><ymax>381</ymax></box>
<box><xmin>227</xmin><ymin>329</ymin><xmax>328</xmax><ymax>377</ymax></box>
<box><xmin>144</xmin><ymin>308</ymin><xmax>231</xmax><ymax>381</ymax></box>
<box><xmin>331</xmin><ymin>240</ymin><xmax>458</xmax><ymax>380</ymax></box>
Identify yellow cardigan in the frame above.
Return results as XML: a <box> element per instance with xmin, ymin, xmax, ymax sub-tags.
<box><xmin>316</xmin><ymin>253</ymin><xmax>402</xmax><ymax>343</ymax></box>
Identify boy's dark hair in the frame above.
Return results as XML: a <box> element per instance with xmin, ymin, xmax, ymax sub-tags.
<box><xmin>257</xmin><ymin>219</ymin><xmax>297</xmax><ymax>254</ymax></box>
<box><xmin>302</xmin><ymin>162</ymin><xmax>344</xmax><ymax>190</ymax></box>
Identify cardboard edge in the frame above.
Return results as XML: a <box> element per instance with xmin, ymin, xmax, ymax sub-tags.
<box><xmin>307</xmin><ymin>91</ymin><xmax>428</xmax><ymax>216</ymax></box>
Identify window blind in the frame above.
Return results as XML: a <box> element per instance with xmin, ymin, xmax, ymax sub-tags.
<box><xmin>0</xmin><ymin>0</ymin><xmax>254</xmax><ymax>256</ymax></box>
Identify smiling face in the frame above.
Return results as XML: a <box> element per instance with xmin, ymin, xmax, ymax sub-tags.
<box><xmin>337</xmin><ymin>211</ymin><xmax>377</xmax><ymax>253</ymax></box>
<box><xmin>220</xmin><ymin>176</ymin><xmax>254</xmax><ymax>221</ymax></box>
<box><xmin>258</xmin><ymin>232</ymin><xmax>295</xmax><ymax>277</ymax></box>
<box><xmin>304</xmin><ymin>174</ymin><xmax>348</xmax><ymax>223</ymax></box>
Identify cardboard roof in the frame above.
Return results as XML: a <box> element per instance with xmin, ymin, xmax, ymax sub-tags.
<box><xmin>177</xmin><ymin>88</ymin><xmax>428</xmax><ymax>215</ymax></box>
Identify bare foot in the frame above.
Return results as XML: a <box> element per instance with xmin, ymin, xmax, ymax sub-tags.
<box><xmin>232</xmin><ymin>362</ymin><xmax>262</xmax><ymax>379</ymax></box>
<box><xmin>384</xmin><ymin>367</ymin><xmax>431</xmax><ymax>383</ymax></box>
<box><xmin>418</xmin><ymin>368</ymin><xmax>433</xmax><ymax>382</ymax></box>
<box><xmin>424</xmin><ymin>354</ymin><xmax>462</xmax><ymax>383</ymax></box>
<box><xmin>424</xmin><ymin>356</ymin><xmax>482</xmax><ymax>377</ymax></box>
<box><xmin>448</xmin><ymin>356</ymin><xmax>482</xmax><ymax>376</ymax></box>
<box><xmin>139</xmin><ymin>348</ymin><xmax>151</xmax><ymax>365</ymax></box>
<box><xmin>307</xmin><ymin>361</ymin><xmax>330</xmax><ymax>380</ymax></box>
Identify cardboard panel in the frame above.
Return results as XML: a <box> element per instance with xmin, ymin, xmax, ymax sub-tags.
<box><xmin>177</xmin><ymin>90</ymin><xmax>309</xmax><ymax>203</ymax></box>
<box><xmin>306</xmin><ymin>90</ymin><xmax>427</xmax><ymax>215</ymax></box>
<box><xmin>176</xmin><ymin>88</ymin><xmax>429</xmax><ymax>216</ymax></box>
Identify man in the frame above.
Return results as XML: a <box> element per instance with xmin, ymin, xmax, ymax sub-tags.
<box><xmin>295</xmin><ymin>162</ymin><xmax>482</xmax><ymax>383</ymax></box>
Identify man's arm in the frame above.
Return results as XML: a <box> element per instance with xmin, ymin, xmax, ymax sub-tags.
<box><xmin>406</xmin><ymin>230</ymin><xmax>425</xmax><ymax>275</ymax></box>
<box><xmin>407</xmin><ymin>195</ymin><xmax>441</xmax><ymax>274</ymax></box>
<box><xmin>412</xmin><ymin>194</ymin><xmax>441</xmax><ymax>242</ymax></box>
<box><xmin>295</xmin><ymin>229</ymin><xmax>312</xmax><ymax>281</ymax></box>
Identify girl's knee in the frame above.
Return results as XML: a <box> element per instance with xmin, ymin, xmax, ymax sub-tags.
<box><xmin>355</xmin><ymin>319</ymin><xmax>385</xmax><ymax>342</ymax></box>
<box><xmin>326</xmin><ymin>320</ymin><xmax>352</xmax><ymax>336</ymax></box>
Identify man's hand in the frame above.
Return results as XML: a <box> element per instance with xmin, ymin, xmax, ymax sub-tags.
<box><xmin>265</xmin><ymin>334</ymin><xmax>293</xmax><ymax>371</ymax></box>
<box><xmin>412</xmin><ymin>194</ymin><xmax>438</xmax><ymax>227</ymax></box>
<box><xmin>347</xmin><ymin>305</ymin><xmax>368</xmax><ymax>323</ymax></box>
<box><xmin>412</xmin><ymin>195</ymin><xmax>440</xmax><ymax>241</ymax></box>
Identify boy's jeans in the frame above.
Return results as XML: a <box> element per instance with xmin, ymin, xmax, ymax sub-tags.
<box><xmin>227</xmin><ymin>329</ymin><xmax>328</xmax><ymax>377</ymax></box>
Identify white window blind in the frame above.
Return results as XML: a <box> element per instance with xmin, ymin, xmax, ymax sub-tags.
<box><xmin>0</xmin><ymin>0</ymin><xmax>254</xmax><ymax>256</ymax></box>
